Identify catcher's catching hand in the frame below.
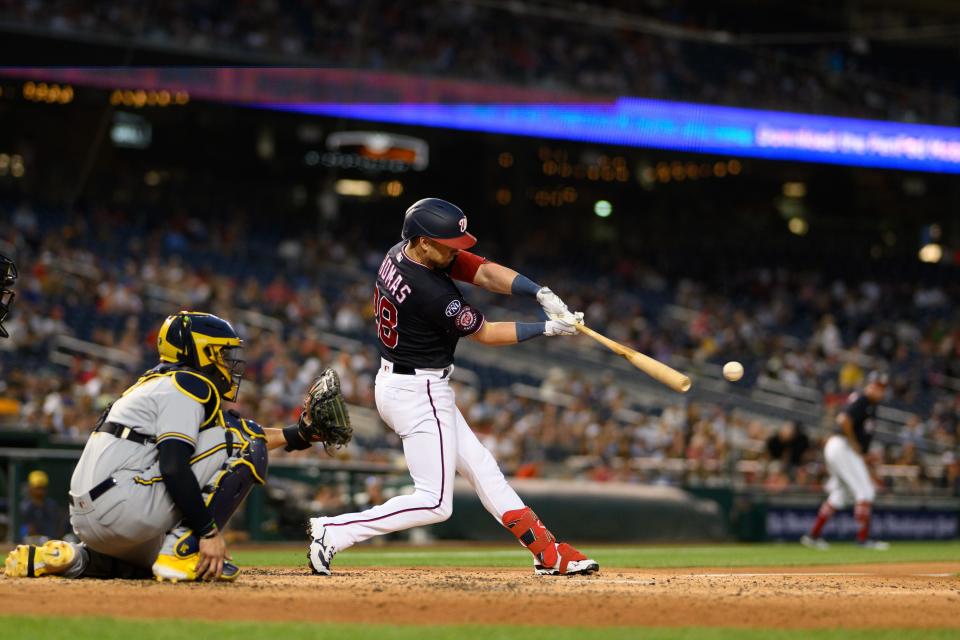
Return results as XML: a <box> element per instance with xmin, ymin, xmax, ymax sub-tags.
<box><xmin>295</xmin><ymin>368</ymin><xmax>353</xmax><ymax>453</ymax></box>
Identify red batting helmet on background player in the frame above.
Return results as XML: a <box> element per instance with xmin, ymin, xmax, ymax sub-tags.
<box><xmin>401</xmin><ymin>198</ymin><xmax>477</xmax><ymax>249</ymax></box>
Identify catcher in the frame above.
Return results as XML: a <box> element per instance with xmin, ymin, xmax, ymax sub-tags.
<box><xmin>4</xmin><ymin>311</ymin><xmax>351</xmax><ymax>582</ymax></box>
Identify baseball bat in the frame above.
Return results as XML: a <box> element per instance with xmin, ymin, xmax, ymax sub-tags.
<box><xmin>574</xmin><ymin>324</ymin><xmax>692</xmax><ymax>393</ymax></box>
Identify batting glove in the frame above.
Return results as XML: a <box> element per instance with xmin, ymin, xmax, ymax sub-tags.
<box><xmin>537</xmin><ymin>287</ymin><xmax>579</xmax><ymax>323</ymax></box>
<box><xmin>544</xmin><ymin>318</ymin><xmax>578</xmax><ymax>337</ymax></box>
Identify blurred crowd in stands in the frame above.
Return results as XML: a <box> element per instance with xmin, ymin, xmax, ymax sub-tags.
<box><xmin>1</xmin><ymin>0</ymin><xmax>958</xmax><ymax>125</ymax></box>
<box><xmin>1</xmin><ymin>203</ymin><xmax>958</xmax><ymax>498</ymax></box>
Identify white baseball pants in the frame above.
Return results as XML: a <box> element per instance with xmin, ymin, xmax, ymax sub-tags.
<box><xmin>823</xmin><ymin>434</ymin><xmax>876</xmax><ymax>508</ymax></box>
<box><xmin>320</xmin><ymin>363</ymin><xmax>524</xmax><ymax>551</ymax></box>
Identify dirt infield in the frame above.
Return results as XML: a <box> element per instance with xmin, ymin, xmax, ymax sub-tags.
<box><xmin>3</xmin><ymin>563</ymin><xmax>959</xmax><ymax>628</ymax></box>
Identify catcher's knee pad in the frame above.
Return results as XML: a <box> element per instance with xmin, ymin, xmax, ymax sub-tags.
<box><xmin>502</xmin><ymin>507</ymin><xmax>558</xmax><ymax>568</ymax></box>
<box><xmin>205</xmin><ymin>411</ymin><xmax>269</xmax><ymax>527</ymax></box>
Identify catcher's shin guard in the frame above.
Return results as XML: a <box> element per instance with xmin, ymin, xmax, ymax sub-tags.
<box><xmin>204</xmin><ymin>410</ymin><xmax>268</xmax><ymax>528</ymax></box>
<box><xmin>501</xmin><ymin>507</ymin><xmax>599</xmax><ymax>576</ymax></box>
<box><xmin>4</xmin><ymin>540</ymin><xmax>79</xmax><ymax>578</ymax></box>
<box><xmin>152</xmin><ymin>412</ymin><xmax>266</xmax><ymax>584</ymax></box>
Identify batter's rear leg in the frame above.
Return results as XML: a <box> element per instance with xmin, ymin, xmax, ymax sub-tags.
<box><xmin>453</xmin><ymin>408</ymin><xmax>599</xmax><ymax>576</ymax></box>
<box><xmin>309</xmin><ymin>413</ymin><xmax>458</xmax><ymax>575</ymax></box>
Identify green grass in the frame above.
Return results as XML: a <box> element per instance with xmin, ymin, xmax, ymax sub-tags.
<box><xmin>232</xmin><ymin>540</ymin><xmax>960</xmax><ymax>569</ymax></box>
<box><xmin>3</xmin><ymin>617</ymin><xmax>957</xmax><ymax>640</ymax></box>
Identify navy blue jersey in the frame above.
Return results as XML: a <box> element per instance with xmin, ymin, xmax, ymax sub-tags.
<box><xmin>374</xmin><ymin>242</ymin><xmax>484</xmax><ymax>368</ymax></box>
<box><xmin>838</xmin><ymin>392</ymin><xmax>876</xmax><ymax>452</ymax></box>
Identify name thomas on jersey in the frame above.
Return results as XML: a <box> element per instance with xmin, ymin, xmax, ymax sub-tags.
<box><xmin>374</xmin><ymin>242</ymin><xmax>484</xmax><ymax>369</ymax></box>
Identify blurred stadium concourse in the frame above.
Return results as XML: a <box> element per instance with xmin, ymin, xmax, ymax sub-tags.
<box><xmin>0</xmin><ymin>0</ymin><xmax>958</xmax><ymax>544</ymax></box>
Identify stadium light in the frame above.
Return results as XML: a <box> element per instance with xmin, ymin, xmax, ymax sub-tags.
<box><xmin>594</xmin><ymin>200</ymin><xmax>613</xmax><ymax>217</ymax></box>
<box><xmin>335</xmin><ymin>179</ymin><xmax>374</xmax><ymax>197</ymax></box>
<box><xmin>918</xmin><ymin>243</ymin><xmax>943</xmax><ymax>263</ymax></box>
<box><xmin>788</xmin><ymin>217</ymin><xmax>808</xmax><ymax>236</ymax></box>
<box><xmin>783</xmin><ymin>182</ymin><xmax>807</xmax><ymax>198</ymax></box>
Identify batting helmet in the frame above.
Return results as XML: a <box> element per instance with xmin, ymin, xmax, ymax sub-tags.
<box><xmin>401</xmin><ymin>198</ymin><xmax>477</xmax><ymax>249</ymax></box>
<box><xmin>0</xmin><ymin>254</ymin><xmax>17</xmax><ymax>339</ymax></box>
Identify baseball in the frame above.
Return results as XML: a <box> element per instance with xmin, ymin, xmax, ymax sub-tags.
<box><xmin>723</xmin><ymin>361</ymin><xmax>744</xmax><ymax>382</ymax></box>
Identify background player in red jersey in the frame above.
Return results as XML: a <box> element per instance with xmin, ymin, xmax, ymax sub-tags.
<box><xmin>308</xmin><ymin>198</ymin><xmax>599</xmax><ymax>576</ymax></box>
<box><xmin>802</xmin><ymin>372</ymin><xmax>891</xmax><ymax>550</ymax></box>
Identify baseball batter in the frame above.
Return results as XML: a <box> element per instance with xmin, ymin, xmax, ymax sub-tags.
<box><xmin>309</xmin><ymin>197</ymin><xmax>599</xmax><ymax>576</ymax></box>
<box><xmin>5</xmin><ymin>312</ymin><xmax>351</xmax><ymax>581</ymax></box>
<box><xmin>802</xmin><ymin>372</ymin><xmax>890</xmax><ymax>550</ymax></box>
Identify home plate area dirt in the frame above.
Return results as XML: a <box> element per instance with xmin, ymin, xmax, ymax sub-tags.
<box><xmin>3</xmin><ymin>563</ymin><xmax>959</xmax><ymax>628</ymax></box>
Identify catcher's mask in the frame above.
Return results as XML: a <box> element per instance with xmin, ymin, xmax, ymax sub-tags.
<box><xmin>0</xmin><ymin>254</ymin><xmax>17</xmax><ymax>339</ymax></box>
<box><xmin>157</xmin><ymin>311</ymin><xmax>246</xmax><ymax>401</ymax></box>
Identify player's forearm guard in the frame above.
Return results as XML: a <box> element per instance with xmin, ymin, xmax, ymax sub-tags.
<box><xmin>282</xmin><ymin>424</ymin><xmax>312</xmax><ymax>451</ymax></box>
<box><xmin>511</xmin><ymin>274</ymin><xmax>541</xmax><ymax>297</ymax></box>
<box><xmin>516</xmin><ymin>322</ymin><xmax>546</xmax><ymax>342</ymax></box>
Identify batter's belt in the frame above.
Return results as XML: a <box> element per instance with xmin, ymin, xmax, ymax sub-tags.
<box><xmin>380</xmin><ymin>358</ymin><xmax>453</xmax><ymax>378</ymax></box>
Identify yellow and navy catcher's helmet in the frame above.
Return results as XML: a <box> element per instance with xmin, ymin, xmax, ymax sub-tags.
<box><xmin>157</xmin><ymin>311</ymin><xmax>245</xmax><ymax>401</ymax></box>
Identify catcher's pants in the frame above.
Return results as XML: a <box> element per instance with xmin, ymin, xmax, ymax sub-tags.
<box><xmin>320</xmin><ymin>362</ymin><xmax>524</xmax><ymax>551</ymax></box>
<box><xmin>823</xmin><ymin>435</ymin><xmax>875</xmax><ymax>508</ymax></box>
<box><xmin>67</xmin><ymin>428</ymin><xmax>254</xmax><ymax>571</ymax></box>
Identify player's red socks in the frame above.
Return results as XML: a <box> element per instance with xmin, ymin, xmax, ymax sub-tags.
<box><xmin>501</xmin><ymin>507</ymin><xmax>558</xmax><ymax>569</ymax></box>
<box><xmin>810</xmin><ymin>502</ymin><xmax>835</xmax><ymax>539</ymax></box>
<box><xmin>854</xmin><ymin>501</ymin><xmax>871</xmax><ymax>542</ymax></box>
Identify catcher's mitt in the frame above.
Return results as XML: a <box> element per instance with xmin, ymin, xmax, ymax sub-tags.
<box><xmin>298</xmin><ymin>368</ymin><xmax>353</xmax><ymax>453</ymax></box>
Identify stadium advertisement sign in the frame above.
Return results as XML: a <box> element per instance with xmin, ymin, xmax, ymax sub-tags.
<box><xmin>321</xmin><ymin>131</ymin><xmax>429</xmax><ymax>172</ymax></box>
<box><xmin>766</xmin><ymin>506</ymin><xmax>958</xmax><ymax>541</ymax></box>
<box><xmin>285</xmin><ymin>100</ymin><xmax>960</xmax><ymax>174</ymax></box>
<box><xmin>5</xmin><ymin>68</ymin><xmax>959</xmax><ymax>173</ymax></box>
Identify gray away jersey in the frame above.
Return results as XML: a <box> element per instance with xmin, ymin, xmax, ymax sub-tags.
<box><xmin>71</xmin><ymin>375</ymin><xmax>206</xmax><ymax>494</ymax></box>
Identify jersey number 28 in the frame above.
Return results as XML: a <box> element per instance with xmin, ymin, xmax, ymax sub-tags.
<box><xmin>374</xmin><ymin>286</ymin><xmax>398</xmax><ymax>349</ymax></box>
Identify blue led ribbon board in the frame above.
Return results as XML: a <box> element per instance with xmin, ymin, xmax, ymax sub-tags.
<box><xmin>271</xmin><ymin>99</ymin><xmax>960</xmax><ymax>174</ymax></box>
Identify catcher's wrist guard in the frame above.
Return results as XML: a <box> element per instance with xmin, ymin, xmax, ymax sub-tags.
<box><xmin>283</xmin><ymin>424</ymin><xmax>312</xmax><ymax>451</ymax></box>
<box><xmin>294</xmin><ymin>367</ymin><xmax>353</xmax><ymax>454</ymax></box>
